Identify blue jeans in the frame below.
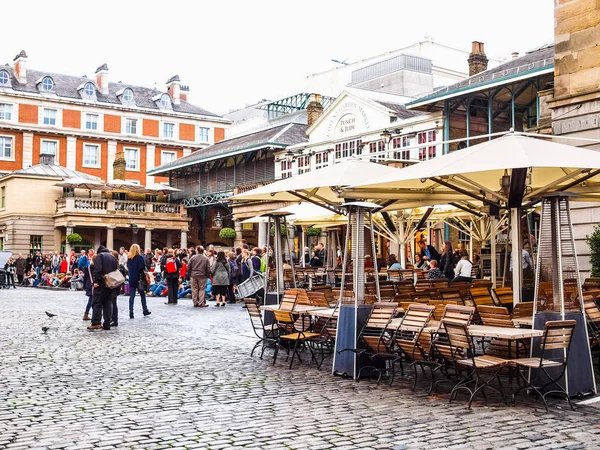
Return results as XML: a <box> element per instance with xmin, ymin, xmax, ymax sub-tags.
<box><xmin>85</xmin><ymin>295</ymin><xmax>93</xmax><ymax>314</ymax></box>
<box><xmin>129</xmin><ymin>286</ymin><xmax>148</xmax><ymax>313</ymax></box>
<box><xmin>178</xmin><ymin>288</ymin><xmax>191</xmax><ymax>299</ymax></box>
<box><xmin>150</xmin><ymin>284</ymin><xmax>167</xmax><ymax>296</ymax></box>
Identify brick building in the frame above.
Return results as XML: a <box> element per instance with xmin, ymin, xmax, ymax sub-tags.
<box><xmin>0</xmin><ymin>51</ymin><xmax>230</xmax><ymax>254</ymax></box>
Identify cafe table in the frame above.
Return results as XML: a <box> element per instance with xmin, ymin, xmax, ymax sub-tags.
<box><xmin>259</xmin><ymin>304</ymin><xmax>330</xmax><ymax>314</ymax></box>
<box><xmin>512</xmin><ymin>317</ymin><xmax>533</xmax><ymax>327</ymax></box>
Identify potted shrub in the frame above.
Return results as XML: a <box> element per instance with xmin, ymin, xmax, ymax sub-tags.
<box><xmin>66</xmin><ymin>232</ymin><xmax>83</xmax><ymax>246</ymax></box>
<box><xmin>586</xmin><ymin>224</ymin><xmax>600</xmax><ymax>277</ymax></box>
<box><xmin>219</xmin><ymin>227</ymin><xmax>237</xmax><ymax>241</ymax></box>
<box><xmin>269</xmin><ymin>224</ymin><xmax>288</xmax><ymax>237</ymax></box>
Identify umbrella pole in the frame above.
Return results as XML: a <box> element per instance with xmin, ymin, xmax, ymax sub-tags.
<box><xmin>491</xmin><ymin>216</ymin><xmax>497</xmax><ymax>289</ymax></box>
<box><xmin>369</xmin><ymin>211</ymin><xmax>380</xmax><ymax>300</ymax></box>
<box><xmin>510</xmin><ymin>208</ymin><xmax>522</xmax><ymax>306</ymax></box>
<box><xmin>284</xmin><ymin>216</ymin><xmax>296</xmax><ymax>288</ymax></box>
<box><xmin>398</xmin><ymin>218</ymin><xmax>406</xmax><ymax>267</ymax></box>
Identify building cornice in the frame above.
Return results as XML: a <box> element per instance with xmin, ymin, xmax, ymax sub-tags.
<box><xmin>0</xmin><ymin>89</ymin><xmax>231</xmax><ymax>125</ymax></box>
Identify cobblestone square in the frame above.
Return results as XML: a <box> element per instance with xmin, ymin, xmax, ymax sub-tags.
<box><xmin>2</xmin><ymin>288</ymin><xmax>600</xmax><ymax>449</ymax></box>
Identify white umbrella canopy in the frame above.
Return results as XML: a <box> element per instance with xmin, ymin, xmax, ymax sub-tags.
<box><xmin>346</xmin><ymin>133</ymin><xmax>600</xmax><ymax>206</ymax></box>
<box><xmin>54</xmin><ymin>177</ymin><xmax>108</xmax><ymax>191</ymax></box>
<box><xmin>242</xmin><ymin>202</ymin><xmax>335</xmax><ymax>224</ymax></box>
<box><xmin>105</xmin><ymin>179</ymin><xmax>148</xmax><ymax>193</ymax></box>
<box><xmin>145</xmin><ymin>183</ymin><xmax>182</xmax><ymax>195</ymax></box>
<box><xmin>233</xmin><ymin>159</ymin><xmax>402</xmax><ymax>205</ymax></box>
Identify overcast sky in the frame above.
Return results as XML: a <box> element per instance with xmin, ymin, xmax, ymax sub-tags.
<box><xmin>3</xmin><ymin>0</ymin><xmax>554</xmax><ymax>115</ymax></box>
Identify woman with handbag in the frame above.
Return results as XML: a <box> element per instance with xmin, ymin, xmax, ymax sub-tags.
<box><xmin>127</xmin><ymin>244</ymin><xmax>151</xmax><ymax>319</ymax></box>
<box><xmin>211</xmin><ymin>250</ymin><xmax>230</xmax><ymax>307</ymax></box>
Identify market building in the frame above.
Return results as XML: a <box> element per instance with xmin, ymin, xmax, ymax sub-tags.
<box><xmin>0</xmin><ymin>51</ymin><xmax>230</xmax><ymax>253</ymax></box>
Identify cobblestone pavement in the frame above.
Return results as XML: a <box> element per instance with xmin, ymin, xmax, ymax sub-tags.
<box><xmin>2</xmin><ymin>288</ymin><xmax>600</xmax><ymax>450</ymax></box>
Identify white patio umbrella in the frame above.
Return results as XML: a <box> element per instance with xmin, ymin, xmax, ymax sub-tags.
<box><xmin>348</xmin><ymin>131</ymin><xmax>600</xmax><ymax>304</ymax></box>
<box><xmin>105</xmin><ymin>179</ymin><xmax>148</xmax><ymax>193</ymax></box>
<box><xmin>145</xmin><ymin>183</ymin><xmax>182</xmax><ymax>195</ymax></box>
<box><xmin>242</xmin><ymin>202</ymin><xmax>335</xmax><ymax>224</ymax></box>
<box><xmin>54</xmin><ymin>177</ymin><xmax>110</xmax><ymax>197</ymax></box>
<box><xmin>233</xmin><ymin>159</ymin><xmax>402</xmax><ymax>209</ymax></box>
<box><xmin>346</xmin><ymin>132</ymin><xmax>600</xmax><ymax>206</ymax></box>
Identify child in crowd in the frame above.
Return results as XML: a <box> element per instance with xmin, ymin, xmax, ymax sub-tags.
<box><xmin>178</xmin><ymin>278</ymin><xmax>191</xmax><ymax>299</ymax></box>
<box><xmin>426</xmin><ymin>260</ymin><xmax>443</xmax><ymax>279</ymax></box>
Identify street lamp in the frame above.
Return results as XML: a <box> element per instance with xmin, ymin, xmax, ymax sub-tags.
<box><xmin>130</xmin><ymin>222</ymin><xmax>139</xmax><ymax>234</ymax></box>
<box><xmin>380</xmin><ymin>129</ymin><xmax>392</xmax><ymax>146</ymax></box>
<box><xmin>214</xmin><ymin>212</ymin><xmax>223</xmax><ymax>229</ymax></box>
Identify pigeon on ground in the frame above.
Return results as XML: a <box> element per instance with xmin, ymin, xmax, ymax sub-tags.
<box><xmin>45</xmin><ymin>311</ymin><xmax>57</xmax><ymax>318</ymax></box>
<box><xmin>41</xmin><ymin>326</ymin><xmax>50</xmax><ymax>334</ymax></box>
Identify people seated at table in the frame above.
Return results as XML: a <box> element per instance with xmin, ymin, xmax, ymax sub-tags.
<box><xmin>386</xmin><ymin>254</ymin><xmax>402</xmax><ymax>270</ymax></box>
<box><xmin>439</xmin><ymin>240</ymin><xmax>456</xmax><ymax>281</ymax></box>
<box><xmin>427</xmin><ymin>260</ymin><xmax>444</xmax><ymax>279</ymax></box>
<box><xmin>415</xmin><ymin>253</ymin><xmax>429</xmax><ymax>270</ymax></box>
<box><xmin>452</xmin><ymin>249</ymin><xmax>473</xmax><ymax>284</ymax></box>
<box><xmin>418</xmin><ymin>239</ymin><xmax>441</xmax><ymax>264</ymax></box>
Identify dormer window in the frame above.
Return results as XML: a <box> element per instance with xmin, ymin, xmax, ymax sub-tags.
<box><xmin>0</xmin><ymin>70</ymin><xmax>9</xmax><ymax>87</ymax></box>
<box><xmin>41</xmin><ymin>76</ymin><xmax>54</xmax><ymax>92</ymax></box>
<box><xmin>160</xmin><ymin>94</ymin><xmax>171</xmax><ymax>109</ymax></box>
<box><xmin>84</xmin><ymin>82</ymin><xmax>95</xmax><ymax>97</ymax></box>
<box><xmin>122</xmin><ymin>88</ymin><xmax>134</xmax><ymax>102</ymax></box>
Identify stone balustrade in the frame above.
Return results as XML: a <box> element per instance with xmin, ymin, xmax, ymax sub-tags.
<box><xmin>56</xmin><ymin>197</ymin><xmax>183</xmax><ymax>216</ymax></box>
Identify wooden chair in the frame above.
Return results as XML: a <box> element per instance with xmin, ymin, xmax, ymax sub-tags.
<box><xmin>511</xmin><ymin>302</ymin><xmax>534</xmax><ymax>321</ymax></box>
<box><xmin>387</xmin><ymin>269</ymin><xmax>401</xmax><ymax>282</ymax></box>
<box><xmin>337</xmin><ymin>302</ymin><xmax>397</xmax><ymax>382</ymax></box>
<box><xmin>394</xmin><ymin>281</ymin><xmax>416</xmax><ymax>295</ymax></box>
<box><xmin>287</xmin><ymin>289</ymin><xmax>311</xmax><ymax>306</ymax></box>
<box><xmin>583</xmin><ymin>278</ymin><xmax>600</xmax><ymax>292</ymax></box>
<box><xmin>379</xmin><ymin>286</ymin><xmax>396</xmax><ymax>301</ymax></box>
<box><xmin>471</xmin><ymin>279</ymin><xmax>493</xmax><ymax>289</ymax></box>
<box><xmin>244</xmin><ymin>299</ymin><xmax>278</xmax><ymax>358</ymax></box>
<box><xmin>283</xmin><ymin>269</ymin><xmax>295</xmax><ymax>289</ymax></box>
<box><xmin>468</xmin><ymin>287</ymin><xmax>497</xmax><ymax>307</ymax></box>
<box><xmin>477</xmin><ymin>305</ymin><xmax>514</xmax><ymax>328</ymax></box>
<box><xmin>400</xmin><ymin>269</ymin><xmax>414</xmax><ymax>281</ymax></box>
<box><xmin>414</xmin><ymin>269</ymin><xmax>426</xmax><ymax>279</ymax></box>
<box><xmin>440</xmin><ymin>304</ymin><xmax>476</xmax><ymax>325</ymax></box>
<box><xmin>389</xmin><ymin>304</ymin><xmax>436</xmax><ymax>388</ymax></box>
<box><xmin>442</xmin><ymin>319</ymin><xmax>510</xmax><ymax>408</ymax></box>
<box><xmin>415</xmin><ymin>279</ymin><xmax>432</xmax><ymax>291</ymax></box>
<box><xmin>492</xmin><ymin>287</ymin><xmax>514</xmax><ymax>308</ymax></box>
<box><xmin>439</xmin><ymin>288</ymin><xmax>465</xmax><ymax>306</ymax></box>
<box><xmin>279</xmin><ymin>291</ymin><xmax>299</xmax><ymax>311</ymax></box>
<box><xmin>307</xmin><ymin>291</ymin><xmax>330</xmax><ymax>308</ymax></box>
<box><xmin>409</xmin><ymin>292</ymin><xmax>433</xmax><ymax>303</ymax></box>
<box><xmin>512</xmin><ymin>320</ymin><xmax>577</xmax><ymax>411</ymax></box>
<box><xmin>430</xmin><ymin>279</ymin><xmax>449</xmax><ymax>290</ymax></box>
<box><xmin>272</xmin><ymin>310</ymin><xmax>320</xmax><ymax>369</ymax></box>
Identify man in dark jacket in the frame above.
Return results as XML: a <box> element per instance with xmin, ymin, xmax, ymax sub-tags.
<box><xmin>418</xmin><ymin>240</ymin><xmax>441</xmax><ymax>264</ymax></box>
<box><xmin>15</xmin><ymin>253</ymin><xmax>26</xmax><ymax>285</ymax></box>
<box><xmin>88</xmin><ymin>245</ymin><xmax>118</xmax><ymax>331</ymax></box>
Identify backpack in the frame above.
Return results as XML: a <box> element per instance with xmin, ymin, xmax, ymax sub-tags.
<box><xmin>259</xmin><ymin>256</ymin><xmax>267</xmax><ymax>273</ymax></box>
<box><xmin>165</xmin><ymin>257</ymin><xmax>177</xmax><ymax>274</ymax></box>
<box><xmin>230</xmin><ymin>259</ymin><xmax>240</xmax><ymax>278</ymax></box>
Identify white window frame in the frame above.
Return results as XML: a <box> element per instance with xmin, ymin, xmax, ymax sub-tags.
<box><xmin>40</xmin><ymin>139</ymin><xmax>59</xmax><ymax>164</ymax></box>
<box><xmin>161</xmin><ymin>150</ymin><xmax>177</xmax><ymax>166</ymax></box>
<box><xmin>82</xmin><ymin>143</ymin><xmax>101</xmax><ymax>168</ymax></box>
<box><xmin>42</xmin><ymin>108</ymin><xmax>58</xmax><ymax>126</ymax></box>
<box><xmin>0</xmin><ymin>103</ymin><xmax>13</xmax><ymax>121</ymax></box>
<box><xmin>124</xmin><ymin>118</ymin><xmax>138</xmax><ymax>135</ymax></box>
<box><xmin>84</xmin><ymin>113</ymin><xmax>99</xmax><ymax>131</ymax></box>
<box><xmin>315</xmin><ymin>151</ymin><xmax>329</xmax><ymax>170</ymax></box>
<box><xmin>198</xmin><ymin>127</ymin><xmax>210</xmax><ymax>143</ymax></box>
<box><xmin>124</xmin><ymin>147</ymin><xmax>140</xmax><ymax>171</ymax></box>
<box><xmin>0</xmin><ymin>135</ymin><xmax>14</xmax><ymax>161</ymax></box>
<box><xmin>163</xmin><ymin>122</ymin><xmax>176</xmax><ymax>140</ymax></box>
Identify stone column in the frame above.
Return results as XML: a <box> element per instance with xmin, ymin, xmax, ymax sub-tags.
<box><xmin>234</xmin><ymin>220</ymin><xmax>243</xmax><ymax>248</ymax></box>
<box><xmin>65</xmin><ymin>226</ymin><xmax>73</xmax><ymax>254</ymax></box>
<box><xmin>106</xmin><ymin>227</ymin><xmax>114</xmax><ymax>250</ymax></box>
<box><xmin>94</xmin><ymin>230</ymin><xmax>101</xmax><ymax>250</ymax></box>
<box><xmin>258</xmin><ymin>222</ymin><xmax>267</xmax><ymax>248</ymax></box>
<box><xmin>180</xmin><ymin>230</ymin><xmax>188</xmax><ymax>249</ymax></box>
<box><xmin>166</xmin><ymin>231</ymin><xmax>173</xmax><ymax>249</ymax></box>
<box><xmin>54</xmin><ymin>228</ymin><xmax>62</xmax><ymax>253</ymax></box>
<box><xmin>144</xmin><ymin>228</ymin><xmax>152</xmax><ymax>252</ymax></box>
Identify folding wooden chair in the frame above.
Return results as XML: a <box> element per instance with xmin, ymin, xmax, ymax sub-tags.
<box><xmin>307</xmin><ymin>291</ymin><xmax>330</xmax><ymax>308</ymax></box>
<box><xmin>512</xmin><ymin>320</ymin><xmax>577</xmax><ymax>411</ymax></box>
<box><xmin>469</xmin><ymin>287</ymin><xmax>500</xmax><ymax>307</ymax></box>
<box><xmin>492</xmin><ymin>287</ymin><xmax>514</xmax><ymax>308</ymax></box>
<box><xmin>279</xmin><ymin>291</ymin><xmax>298</xmax><ymax>311</ymax></box>
<box><xmin>273</xmin><ymin>310</ymin><xmax>320</xmax><ymax>369</ymax></box>
<box><xmin>442</xmin><ymin>319</ymin><xmax>511</xmax><ymax>408</ymax></box>
<box><xmin>244</xmin><ymin>299</ymin><xmax>278</xmax><ymax>358</ymax></box>
<box><xmin>439</xmin><ymin>288</ymin><xmax>465</xmax><ymax>306</ymax></box>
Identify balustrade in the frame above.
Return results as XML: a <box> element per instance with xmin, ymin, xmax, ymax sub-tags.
<box><xmin>55</xmin><ymin>197</ymin><xmax>182</xmax><ymax>216</ymax></box>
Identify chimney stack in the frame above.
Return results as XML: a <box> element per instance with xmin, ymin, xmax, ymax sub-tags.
<box><xmin>95</xmin><ymin>63</ymin><xmax>109</xmax><ymax>95</ymax></box>
<box><xmin>113</xmin><ymin>151</ymin><xmax>126</xmax><ymax>180</ymax></box>
<box><xmin>13</xmin><ymin>50</ymin><xmax>27</xmax><ymax>84</ymax></box>
<box><xmin>167</xmin><ymin>75</ymin><xmax>181</xmax><ymax>105</ymax></box>
<box><xmin>467</xmin><ymin>41</ymin><xmax>489</xmax><ymax>76</ymax></box>
<box><xmin>180</xmin><ymin>85</ymin><xmax>190</xmax><ymax>102</ymax></box>
<box><xmin>306</xmin><ymin>93</ymin><xmax>323</xmax><ymax>128</ymax></box>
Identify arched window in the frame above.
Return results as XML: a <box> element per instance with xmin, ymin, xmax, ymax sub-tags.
<box><xmin>122</xmin><ymin>88</ymin><xmax>134</xmax><ymax>102</ymax></box>
<box><xmin>41</xmin><ymin>76</ymin><xmax>54</xmax><ymax>92</ymax></box>
<box><xmin>83</xmin><ymin>82</ymin><xmax>96</xmax><ymax>97</ymax></box>
<box><xmin>0</xmin><ymin>70</ymin><xmax>9</xmax><ymax>86</ymax></box>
